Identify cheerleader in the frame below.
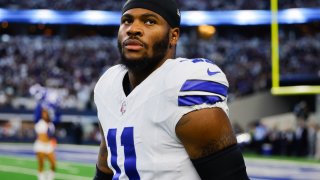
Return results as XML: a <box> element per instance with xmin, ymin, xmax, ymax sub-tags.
<box><xmin>33</xmin><ymin>108</ymin><xmax>56</xmax><ymax>180</ymax></box>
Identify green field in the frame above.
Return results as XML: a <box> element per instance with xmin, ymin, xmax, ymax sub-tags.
<box><xmin>0</xmin><ymin>155</ymin><xmax>95</xmax><ymax>180</ymax></box>
<box><xmin>1</xmin><ymin>153</ymin><xmax>320</xmax><ymax>180</ymax></box>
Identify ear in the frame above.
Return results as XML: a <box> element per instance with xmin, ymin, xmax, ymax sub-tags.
<box><xmin>170</xmin><ymin>27</ymin><xmax>180</xmax><ymax>47</ymax></box>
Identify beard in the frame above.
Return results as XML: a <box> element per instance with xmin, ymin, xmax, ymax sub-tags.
<box><xmin>118</xmin><ymin>32</ymin><xmax>170</xmax><ymax>72</ymax></box>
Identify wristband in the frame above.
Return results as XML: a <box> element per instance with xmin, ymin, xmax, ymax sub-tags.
<box><xmin>191</xmin><ymin>144</ymin><xmax>249</xmax><ymax>180</ymax></box>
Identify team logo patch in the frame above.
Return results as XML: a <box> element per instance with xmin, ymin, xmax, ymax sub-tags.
<box><xmin>207</xmin><ymin>68</ymin><xmax>220</xmax><ymax>76</ymax></box>
<box><xmin>120</xmin><ymin>101</ymin><xmax>126</xmax><ymax>115</ymax></box>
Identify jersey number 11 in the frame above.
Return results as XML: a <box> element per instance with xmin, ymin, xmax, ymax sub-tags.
<box><xmin>107</xmin><ymin>127</ymin><xmax>140</xmax><ymax>180</ymax></box>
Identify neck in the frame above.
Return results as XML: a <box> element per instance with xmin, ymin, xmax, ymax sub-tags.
<box><xmin>127</xmin><ymin>60</ymin><xmax>163</xmax><ymax>89</ymax></box>
<box><xmin>128</xmin><ymin>52</ymin><xmax>174</xmax><ymax>89</ymax></box>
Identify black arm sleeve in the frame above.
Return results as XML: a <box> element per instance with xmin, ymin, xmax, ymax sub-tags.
<box><xmin>191</xmin><ymin>144</ymin><xmax>250</xmax><ymax>180</ymax></box>
<box><xmin>93</xmin><ymin>164</ymin><xmax>113</xmax><ymax>180</ymax></box>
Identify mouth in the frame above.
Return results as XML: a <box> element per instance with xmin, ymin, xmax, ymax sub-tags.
<box><xmin>123</xmin><ymin>39</ymin><xmax>144</xmax><ymax>51</ymax></box>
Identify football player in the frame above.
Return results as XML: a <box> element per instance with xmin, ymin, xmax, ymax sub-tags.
<box><xmin>94</xmin><ymin>0</ymin><xmax>249</xmax><ymax>179</ymax></box>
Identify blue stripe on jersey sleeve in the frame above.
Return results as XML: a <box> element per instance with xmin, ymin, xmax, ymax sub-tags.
<box><xmin>180</xmin><ymin>80</ymin><xmax>228</xmax><ymax>97</ymax></box>
<box><xmin>178</xmin><ymin>95</ymin><xmax>222</xmax><ymax>106</ymax></box>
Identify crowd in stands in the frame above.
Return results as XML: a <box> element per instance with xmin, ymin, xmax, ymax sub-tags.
<box><xmin>0</xmin><ymin>35</ymin><xmax>118</xmax><ymax>110</ymax></box>
<box><xmin>280</xmin><ymin>33</ymin><xmax>320</xmax><ymax>80</ymax></box>
<box><xmin>0</xmin><ymin>28</ymin><xmax>319</xmax><ymax>110</ymax></box>
<box><xmin>246</xmin><ymin>118</ymin><xmax>320</xmax><ymax>158</ymax></box>
<box><xmin>1</xmin><ymin>0</ymin><xmax>320</xmax><ymax>10</ymax></box>
<box><xmin>245</xmin><ymin>103</ymin><xmax>320</xmax><ymax>159</ymax></box>
<box><xmin>185</xmin><ymin>33</ymin><xmax>272</xmax><ymax>99</ymax></box>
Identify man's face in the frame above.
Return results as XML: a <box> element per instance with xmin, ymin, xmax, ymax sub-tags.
<box><xmin>118</xmin><ymin>8</ymin><xmax>171</xmax><ymax>72</ymax></box>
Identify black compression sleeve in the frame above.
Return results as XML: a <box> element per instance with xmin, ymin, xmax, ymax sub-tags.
<box><xmin>93</xmin><ymin>165</ymin><xmax>113</xmax><ymax>180</ymax></box>
<box><xmin>191</xmin><ymin>144</ymin><xmax>250</xmax><ymax>180</ymax></box>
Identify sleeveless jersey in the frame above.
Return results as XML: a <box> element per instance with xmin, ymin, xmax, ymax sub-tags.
<box><xmin>35</xmin><ymin>119</ymin><xmax>55</xmax><ymax>135</ymax></box>
<box><xmin>94</xmin><ymin>58</ymin><xmax>229</xmax><ymax>180</ymax></box>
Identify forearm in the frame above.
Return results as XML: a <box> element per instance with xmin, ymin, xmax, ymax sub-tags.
<box><xmin>94</xmin><ymin>123</ymin><xmax>113</xmax><ymax>180</ymax></box>
<box><xmin>96</xmin><ymin>142</ymin><xmax>113</xmax><ymax>174</ymax></box>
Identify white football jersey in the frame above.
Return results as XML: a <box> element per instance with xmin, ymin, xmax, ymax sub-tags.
<box><xmin>94</xmin><ymin>58</ymin><xmax>229</xmax><ymax>180</ymax></box>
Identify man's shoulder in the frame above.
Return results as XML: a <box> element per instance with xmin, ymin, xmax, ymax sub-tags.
<box><xmin>94</xmin><ymin>64</ymin><xmax>126</xmax><ymax>93</ymax></box>
<box><xmin>170</xmin><ymin>58</ymin><xmax>221</xmax><ymax>72</ymax></box>
<box><xmin>100</xmin><ymin>64</ymin><xmax>126</xmax><ymax>79</ymax></box>
<box><xmin>166</xmin><ymin>58</ymin><xmax>227</xmax><ymax>84</ymax></box>
<box><xmin>169</xmin><ymin>58</ymin><xmax>229</xmax><ymax>111</ymax></box>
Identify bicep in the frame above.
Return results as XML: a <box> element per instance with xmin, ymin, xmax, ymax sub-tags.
<box><xmin>175</xmin><ymin>107</ymin><xmax>237</xmax><ymax>159</ymax></box>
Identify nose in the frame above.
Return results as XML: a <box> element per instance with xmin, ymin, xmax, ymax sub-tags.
<box><xmin>127</xmin><ymin>21</ymin><xmax>143</xmax><ymax>37</ymax></box>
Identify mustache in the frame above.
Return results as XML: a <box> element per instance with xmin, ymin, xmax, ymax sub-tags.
<box><xmin>122</xmin><ymin>37</ymin><xmax>147</xmax><ymax>48</ymax></box>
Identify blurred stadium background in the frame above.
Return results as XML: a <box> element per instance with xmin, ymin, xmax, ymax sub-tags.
<box><xmin>0</xmin><ymin>0</ymin><xmax>320</xmax><ymax>179</ymax></box>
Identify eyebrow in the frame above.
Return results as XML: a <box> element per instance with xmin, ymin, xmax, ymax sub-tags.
<box><xmin>140</xmin><ymin>13</ymin><xmax>160</xmax><ymax>19</ymax></box>
<box><xmin>122</xmin><ymin>13</ymin><xmax>160</xmax><ymax>20</ymax></box>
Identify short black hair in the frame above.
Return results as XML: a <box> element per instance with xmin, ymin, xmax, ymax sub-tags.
<box><xmin>122</xmin><ymin>0</ymin><xmax>181</xmax><ymax>28</ymax></box>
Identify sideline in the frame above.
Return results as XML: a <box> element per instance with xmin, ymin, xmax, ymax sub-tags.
<box><xmin>0</xmin><ymin>165</ymin><xmax>92</xmax><ymax>180</ymax></box>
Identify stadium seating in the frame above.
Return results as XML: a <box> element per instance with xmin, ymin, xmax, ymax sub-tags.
<box><xmin>1</xmin><ymin>0</ymin><xmax>320</xmax><ymax>10</ymax></box>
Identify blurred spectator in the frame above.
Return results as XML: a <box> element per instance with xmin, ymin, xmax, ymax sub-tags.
<box><xmin>307</xmin><ymin>121</ymin><xmax>317</xmax><ymax>158</ymax></box>
<box><xmin>1</xmin><ymin>0</ymin><xmax>320</xmax><ymax>10</ymax></box>
<box><xmin>315</xmin><ymin>124</ymin><xmax>320</xmax><ymax>160</ymax></box>
<box><xmin>293</xmin><ymin>101</ymin><xmax>310</xmax><ymax>121</ymax></box>
<box><xmin>282</xmin><ymin>129</ymin><xmax>295</xmax><ymax>156</ymax></box>
<box><xmin>268</xmin><ymin>126</ymin><xmax>282</xmax><ymax>155</ymax></box>
<box><xmin>293</xmin><ymin>119</ymin><xmax>309</xmax><ymax>156</ymax></box>
<box><xmin>0</xmin><ymin>28</ymin><xmax>319</xmax><ymax>110</ymax></box>
<box><xmin>251</xmin><ymin>121</ymin><xmax>268</xmax><ymax>154</ymax></box>
<box><xmin>89</xmin><ymin>123</ymin><xmax>101</xmax><ymax>143</ymax></box>
<box><xmin>72</xmin><ymin>122</ymin><xmax>83</xmax><ymax>144</ymax></box>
